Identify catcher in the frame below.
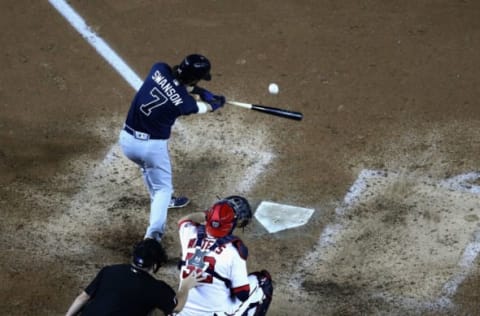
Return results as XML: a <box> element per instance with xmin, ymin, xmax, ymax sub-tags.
<box><xmin>176</xmin><ymin>195</ymin><xmax>273</xmax><ymax>315</ymax></box>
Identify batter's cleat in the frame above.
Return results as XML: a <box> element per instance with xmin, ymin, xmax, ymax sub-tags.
<box><xmin>168</xmin><ymin>196</ymin><xmax>190</xmax><ymax>209</ymax></box>
<box><xmin>146</xmin><ymin>231</ymin><xmax>163</xmax><ymax>243</ymax></box>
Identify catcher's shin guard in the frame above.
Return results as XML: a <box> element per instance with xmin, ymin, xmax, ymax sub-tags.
<box><xmin>249</xmin><ymin>270</ymin><xmax>273</xmax><ymax>316</ymax></box>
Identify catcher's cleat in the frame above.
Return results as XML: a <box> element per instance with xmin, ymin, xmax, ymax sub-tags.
<box><xmin>168</xmin><ymin>196</ymin><xmax>190</xmax><ymax>209</ymax></box>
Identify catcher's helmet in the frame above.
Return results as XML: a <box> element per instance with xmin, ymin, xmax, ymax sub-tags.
<box><xmin>206</xmin><ymin>195</ymin><xmax>252</xmax><ymax>238</ymax></box>
<box><xmin>224</xmin><ymin>195</ymin><xmax>252</xmax><ymax>228</ymax></box>
<box><xmin>174</xmin><ymin>54</ymin><xmax>211</xmax><ymax>85</ymax></box>
<box><xmin>132</xmin><ymin>239</ymin><xmax>168</xmax><ymax>272</ymax></box>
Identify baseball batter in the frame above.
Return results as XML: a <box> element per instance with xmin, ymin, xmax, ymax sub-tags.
<box><xmin>119</xmin><ymin>54</ymin><xmax>226</xmax><ymax>242</ymax></box>
<box><xmin>176</xmin><ymin>196</ymin><xmax>273</xmax><ymax>316</ymax></box>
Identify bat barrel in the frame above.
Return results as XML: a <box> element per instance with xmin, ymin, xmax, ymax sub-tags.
<box><xmin>227</xmin><ymin>100</ymin><xmax>303</xmax><ymax>121</ymax></box>
<box><xmin>252</xmin><ymin>104</ymin><xmax>303</xmax><ymax>121</ymax></box>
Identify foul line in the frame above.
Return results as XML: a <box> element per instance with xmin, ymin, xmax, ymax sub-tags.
<box><xmin>48</xmin><ymin>0</ymin><xmax>142</xmax><ymax>91</ymax></box>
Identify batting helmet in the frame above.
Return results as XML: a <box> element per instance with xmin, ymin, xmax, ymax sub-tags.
<box><xmin>173</xmin><ymin>54</ymin><xmax>211</xmax><ymax>85</ymax></box>
<box><xmin>132</xmin><ymin>239</ymin><xmax>168</xmax><ymax>273</ymax></box>
<box><xmin>206</xmin><ymin>195</ymin><xmax>252</xmax><ymax>238</ymax></box>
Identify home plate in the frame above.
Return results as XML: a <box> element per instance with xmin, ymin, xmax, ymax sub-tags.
<box><xmin>255</xmin><ymin>201</ymin><xmax>315</xmax><ymax>233</ymax></box>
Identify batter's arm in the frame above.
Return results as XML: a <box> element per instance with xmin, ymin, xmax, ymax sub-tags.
<box><xmin>188</xmin><ymin>85</ymin><xmax>223</xmax><ymax>113</ymax></box>
<box><xmin>195</xmin><ymin>100</ymin><xmax>213</xmax><ymax>114</ymax></box>
<box><xmin>186</xmin><ymin>85</ymin><xmax>212</xmax><ymax>113</ymax></box>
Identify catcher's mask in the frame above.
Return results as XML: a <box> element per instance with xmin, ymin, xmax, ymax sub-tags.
<box><xmin>173</xmin><ymin>54</ymin><xmax>211</xmax><ymax>85</ymax></box>
<box><xmin>206</xmin><ymin>195</ymin><xmax>252</xmax><ymax>238</ymax></box>
<box><xmin>224</xmin><ymin>195</ymin><xmax>252</xmax><ymax>229</ymax></box>
<box><xmin>132</xmin><ymin>239</ymin><xmax>167</xmax><ymax>273</ymax></box>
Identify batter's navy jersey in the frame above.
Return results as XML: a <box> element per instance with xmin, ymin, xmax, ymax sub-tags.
<box><xmin>125</xmin><ymin>62</ymin><xmax>199</xmax><ymax>139</ymax></box>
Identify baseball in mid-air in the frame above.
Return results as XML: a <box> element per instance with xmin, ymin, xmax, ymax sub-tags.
<box><xmin>268</xmin><ymin>83</ymin><xmax>279</xmax><ymax>95</ymax></box>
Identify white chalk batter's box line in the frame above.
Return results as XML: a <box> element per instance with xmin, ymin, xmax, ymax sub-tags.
<box><xmin>291</xmin><ymin>169</ymin><xmax>480</xmax><ymax>311</ymax></box>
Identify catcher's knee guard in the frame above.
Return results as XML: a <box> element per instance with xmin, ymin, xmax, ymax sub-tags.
<box><xmin>248</xmin><ymin>270</ymin><xmax>273</xmax><ymax>316</ymax></box>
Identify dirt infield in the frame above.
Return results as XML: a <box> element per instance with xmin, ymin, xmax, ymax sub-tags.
<box><xmin>1</xmin><ymin>1</ymin><xmax>480</xmax><ymax>315</ymax></box>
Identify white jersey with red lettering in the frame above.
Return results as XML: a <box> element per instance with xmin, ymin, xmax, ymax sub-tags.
<box><xmin>177</xmin><ymin>220</ymin><xmax>249</xmax><ymax>315</ymax></box>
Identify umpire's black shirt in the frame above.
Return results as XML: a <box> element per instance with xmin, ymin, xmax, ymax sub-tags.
<box><xmin>81</xmin><ymin>264</ymin><xmax>177</xmax><ymax>316</ymax></box>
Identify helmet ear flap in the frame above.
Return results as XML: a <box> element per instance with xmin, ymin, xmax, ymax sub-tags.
<box><xmin>172</xmin><ymin>65</ymin><xmax>179</xmax><ymax>76</ymax></box>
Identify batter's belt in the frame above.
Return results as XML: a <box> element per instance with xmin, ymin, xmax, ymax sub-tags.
<box><xmin>123</xmin><ymin>124</ymin><xmax>169</xmax><ymax>140</ymax></box>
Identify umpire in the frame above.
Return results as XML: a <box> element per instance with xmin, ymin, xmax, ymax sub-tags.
<box><xmin>65</xmin><ymin>239</ymin><xmax>203</xmax><ymax>316</ymax></box>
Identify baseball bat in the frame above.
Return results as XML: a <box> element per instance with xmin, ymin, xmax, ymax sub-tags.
<box><xmin>227</xmin><ymin>100</ymin><xmax>303</xmax><ymax>121</ymax></box>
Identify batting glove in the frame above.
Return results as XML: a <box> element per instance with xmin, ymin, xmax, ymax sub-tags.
<box><xmin>209</xmin><ymin>95</ymin><xmax>225</xmax><ymax>111</ymax></box>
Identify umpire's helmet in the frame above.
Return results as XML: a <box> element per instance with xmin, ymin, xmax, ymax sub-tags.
<box><xmin>173</xmin><ymin>54</ymin><xmax>212</xmax><ymax>85</ymax></box>
<box><xmin>206</xmin><ymin>195</ymin><xmax>252</xmax><ymax>238</ymax></box>
<box><xmin>132</xmin><ymin>239</ymin><xmax>168</xmax><ymax>273</ymax></box>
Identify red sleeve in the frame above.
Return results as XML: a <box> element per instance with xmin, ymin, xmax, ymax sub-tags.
<box><xmin>231</xmin><ymin>284</ymin><xmax>250</xmax><ymax>302</ymax></box>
